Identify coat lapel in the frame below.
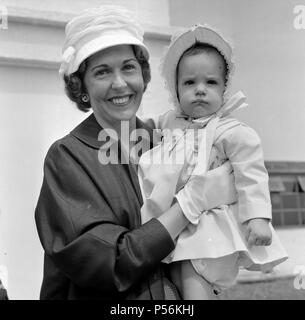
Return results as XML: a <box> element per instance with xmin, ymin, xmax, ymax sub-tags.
<box><xmin>124</xmin><ymin>118</ymin><xmax>155</xmax><ymax>210</ymax></box>
<box><xmin>70</xmin><ymin>113</ymin><xmax>154</xmax><ymax>211</ymax></box>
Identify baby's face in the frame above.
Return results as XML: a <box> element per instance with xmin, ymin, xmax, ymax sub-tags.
<box><xmin>177</xmin><ymin>50</ymin><xmax>226</xmax><ymax>118</ymax></box>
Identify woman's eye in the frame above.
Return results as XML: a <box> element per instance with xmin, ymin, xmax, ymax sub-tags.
<box><xmin>123</xmin><ymin>64</ymin><xmax>136</xmax><ymax>71</ymax></box>
<box><xmin>95</xmin><ymin>69</ymin><xmax>109</xmax><ymax>76</ymax></box>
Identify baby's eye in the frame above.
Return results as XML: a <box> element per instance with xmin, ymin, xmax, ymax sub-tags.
<box><xmin>184</xmin><ymin>80</ymin><xmax>194</xmax><ymax>86</ymax></box>
<box><xmin>207</xmin><ymin>79</ymin><xmax>218</xmax><ymax>85</ymax></box>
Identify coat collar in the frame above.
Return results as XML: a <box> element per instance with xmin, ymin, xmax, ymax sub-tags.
<box><xmin>70</xmin><ymin>113</ymin><xmax>155</xmax><ymax>150</ymax></box>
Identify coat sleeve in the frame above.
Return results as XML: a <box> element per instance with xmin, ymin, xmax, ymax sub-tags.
<box><xmin>35</xmin><ymin>140</ymin><xmax>175</xmax><ymax>294</ymax></box>
<box><xmin>220</xmin><ymin>124</ymin><xmax>272</xmax><ymax>224</ymax></box>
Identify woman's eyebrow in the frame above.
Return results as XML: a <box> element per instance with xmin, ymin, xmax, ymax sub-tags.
<box><xmin>90</xmin><ymin>64</ymin><xmax>108</xmax><ymax>72</ymax></box>
<box><xmin>90</xmin><ymin>58</ymin><xmax>137</xmax><ymax>71</ymax></box>
<box><xmin>123</xmin><ymin>58</ymin><xmax>138</xmax><ymax>64</ymax></box>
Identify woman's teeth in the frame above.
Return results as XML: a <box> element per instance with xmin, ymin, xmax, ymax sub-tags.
<box><xmin>111</xmin><ymin>96</ymin><xmax>130</xmax><ymax>105</ymax></box>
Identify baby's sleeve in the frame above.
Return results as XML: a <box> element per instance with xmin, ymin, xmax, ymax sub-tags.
<box><xmin>221</xmin><ymin>124</ymin><xmax>272</xmax><ymax>224</ymax></box>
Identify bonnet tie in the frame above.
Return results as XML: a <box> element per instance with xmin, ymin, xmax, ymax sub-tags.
<box><xmin>176</xmin><ymin>91</ymin><xmax>248</xmax><ymax>176</ymax></box>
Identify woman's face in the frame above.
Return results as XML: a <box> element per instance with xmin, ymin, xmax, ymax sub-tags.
<box><xmin>83</xmin><ymin>45</ymin><xmax>145</xmax><ymax>126</ymax></box>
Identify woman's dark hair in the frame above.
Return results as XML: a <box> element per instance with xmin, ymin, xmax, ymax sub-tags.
<box><xmin>63</xmin><ymin>45</ymin><xmax>151</xmax><ymax>112</ymax></box>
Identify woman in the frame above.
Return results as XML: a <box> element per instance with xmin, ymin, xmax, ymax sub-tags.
<box><xmin>35</xmin><ymin>5</ymin><xmax>236</xmax><ymax>300</ymax></box>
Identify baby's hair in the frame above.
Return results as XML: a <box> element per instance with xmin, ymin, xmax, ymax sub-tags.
<box><xmin>177</xmin><ymin>42</ymin><xmax>229</xmax><ymax>86</ymax></box>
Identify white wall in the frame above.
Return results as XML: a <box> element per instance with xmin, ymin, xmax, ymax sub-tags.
<box><xmin>169</xmin><ymin>0</ymin><xmax>305</xmax><ymax>161</ymax></box>
<box><xmin>0</xmin><ymin>66</ymin><xmax>88</xmax><ymax>299</ymax></box>
<box><xmin>1</xmin><ymin>0</ymin><xmax>171</xmax><ymax>26</ymax></box>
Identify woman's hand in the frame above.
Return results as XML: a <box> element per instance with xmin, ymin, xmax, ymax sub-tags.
<box><xmin>204</xmin><ymin>161</ymin><xmax>237</xmax><ymax>208</ymax></box>
<box><xmin>175</xmin><ymin>161</ymin><xmax>237</xmax><ymax>224</ymax></box>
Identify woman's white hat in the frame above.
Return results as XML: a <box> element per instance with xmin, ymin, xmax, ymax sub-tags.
<box><xmin>161</xmin><ymin>24</ymin><xmax>234</xmax><ymax>109</ymax></box>
<box><xmin>59</xmin><ymin>5</ymin><xmax>149</xmax><ymax>76</ymax></box>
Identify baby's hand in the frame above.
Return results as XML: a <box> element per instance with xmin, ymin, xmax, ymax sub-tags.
<box><xmin>245</xmin><ymin>218</ymin><xmax>272</xmax><ymax>247</ymax></box>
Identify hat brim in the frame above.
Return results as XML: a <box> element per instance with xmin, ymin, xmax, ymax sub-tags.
<box><xmin>70</xmin><ymin>34</ymin><xmax>149</xmax><ymax>74</ymax></box>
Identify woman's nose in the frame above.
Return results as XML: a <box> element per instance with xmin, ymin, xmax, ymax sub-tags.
<box><xmin>111</xmin><ymin>72</ymin><xmax>127</xmax><ymax>90</ymax></box>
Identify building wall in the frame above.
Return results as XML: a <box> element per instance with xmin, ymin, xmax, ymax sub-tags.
<box><xmin>1</xmin><ymin>0</ymin><xmax>171</xmax><ymax>26</ymax></box>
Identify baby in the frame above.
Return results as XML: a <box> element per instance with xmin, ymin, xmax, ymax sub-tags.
<box><xmin>138</xmin><ymin>25</ymin><xmax>288</xmax><ymax>299</ymax></box>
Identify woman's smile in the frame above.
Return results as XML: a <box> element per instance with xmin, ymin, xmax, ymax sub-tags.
<box><xmin>108</xmin><ymin>94</ymin><xmax>134</xmax><ymax>106</ymax></box>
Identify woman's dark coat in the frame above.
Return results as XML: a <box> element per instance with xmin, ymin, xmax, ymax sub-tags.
<box><xmin>35</xmin><ymin>114</ymin><xmax>175</xmax><ymax>300</ymax></box>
